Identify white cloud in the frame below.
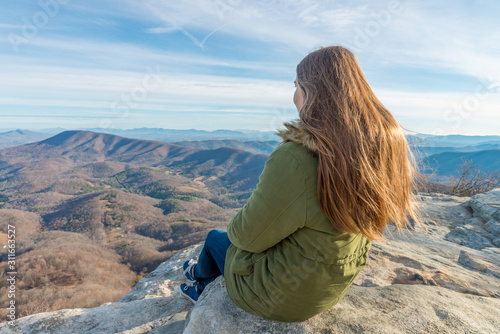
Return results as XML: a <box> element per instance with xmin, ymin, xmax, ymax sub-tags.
<box><xmin>0</xmin><ymin>63</ymin><xmax>295</xmax><ymax>111</ymax></box>
<box><xmin>145</xmin><ymin>27</ymin><xmax>179</xmax><ymax>34</ymax></box>
<box><xmin>140</xmin><ymin>0</ymin><xmax>500</xmax><ymax>81</ymax></box>
<box><xmin>374</xmin><ymin>87</ymin><xmax>500</xmax><ymax>135</ymax></box>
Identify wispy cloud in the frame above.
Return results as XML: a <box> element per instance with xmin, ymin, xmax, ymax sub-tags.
<box><xmin>145</xmin><ymin>27</ymin><xmax>179</xmax><ymax>34</ymax></box>
<box><xmin>0</xmin><ymin>62</ymin><xmax>296</xmax><ymax>109</ymax></box>
<box><xmin>135</xmin><ymin>0</ymin><xmax>500</xmax><ymax>83</ymax></box>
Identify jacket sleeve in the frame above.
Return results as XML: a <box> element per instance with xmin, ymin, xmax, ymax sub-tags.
<box><xmin>227</xmin><ymin>146</ymin><xmax>307</xmax><ymax>254</ymax></box>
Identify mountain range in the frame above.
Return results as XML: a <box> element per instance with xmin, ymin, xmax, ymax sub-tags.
<box><xmin>0</xmin><ymin>130</ymin><xmax>274</xmax><ymax>320</ymax></box>
<box><xmin>1</xmin><ymin>128</ymin><xmax>499</xmax><ymax>186</ymax></box>
<box><xmin>0</xmin><ymin>130</ymin><xmax>269</xmax><ymax>193</ymax></box>
<box><xmin>3</xmin><ymin>127</ymin><xmax>499</xmax><ymax>152</ymax></box>
<box><xmin>421</xmin><ymin>149</ymin><xmax>500</xmax><ymax>176</ymax></box>
<box><xmin>0</xmin><ymin>128</ymin><xmax>498</xmax><ymax>322</ymax></box>
<box><xmin>0</xmin><ymin>129</ymin><xmax>53</xmax><ymax>149</ymax></box>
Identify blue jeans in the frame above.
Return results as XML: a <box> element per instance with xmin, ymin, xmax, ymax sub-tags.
<box><xmin>194</xmin><ymin>229</ymin><xmax>231</xmax><ymax>292</ymax></box>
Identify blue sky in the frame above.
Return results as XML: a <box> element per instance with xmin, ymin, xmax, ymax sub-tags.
<box><xmin>0</xmin><ymin>0</ymin><xmax>499</xmax><ymax>135</ymax></box>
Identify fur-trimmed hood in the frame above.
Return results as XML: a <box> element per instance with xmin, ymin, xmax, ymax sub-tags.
<box><xmin>276</xmin><ymin>118</ymin><xmax>319</xmax><ymax>156</ymax></box>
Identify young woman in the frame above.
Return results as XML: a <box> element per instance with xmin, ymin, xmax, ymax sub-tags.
<box><xmin>179</xmin><ymin>45</ymin><xmax>425</xmax><ymax>322</ymax></box>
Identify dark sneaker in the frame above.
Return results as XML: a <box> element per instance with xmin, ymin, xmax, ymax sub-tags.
<box><xmin>183</xmin><ymin>259</ymin><xmax>197</xmax><ymax>281</ymax></box>
<box><xmin>180</xmin><ymin>282</ymin><xmax>200</xmax><ymax>304</ymax></box>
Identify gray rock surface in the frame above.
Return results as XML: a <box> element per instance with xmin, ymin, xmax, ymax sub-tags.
<box><xmin>445</xmin><ymin>188</ymin><xmax>500</xmax><ymax>249</ymax></box>
<box><xmin>185</xmin><ymin>277</ymin><xmax>500</xmax><ymax>334</ymax></box>
<box><xmin>2</xmin><ymin>189</ymin><xmax>500</xmax><ymax>333</ymax></box>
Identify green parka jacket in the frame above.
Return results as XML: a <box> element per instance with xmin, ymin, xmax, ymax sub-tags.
<box><xmin>224</xmin><ymin>119</ymin><xmax>372</xmax><ymax>322</ymax></box>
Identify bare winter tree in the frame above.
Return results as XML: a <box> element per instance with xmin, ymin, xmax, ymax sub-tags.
<box><xmin>414</xmin><ymin>175</ymin><xmax>452</xmax><ymax>194</ymax></box>
<box><xmin>449</xmin><ymin>159</ymin><xmax>500</xmax><ymax>197</ymax></box>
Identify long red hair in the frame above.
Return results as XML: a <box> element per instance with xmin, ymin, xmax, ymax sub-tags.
<box><xmin>296</xmin><ymin>46</ymin><xmax>427</xmax><ymax>241</ymax></box>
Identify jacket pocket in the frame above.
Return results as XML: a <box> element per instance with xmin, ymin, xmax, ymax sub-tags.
<box><xmin>229</xmin><ymin>248</ymin><xmax>267</xmax><ymax>276</ymax></box>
